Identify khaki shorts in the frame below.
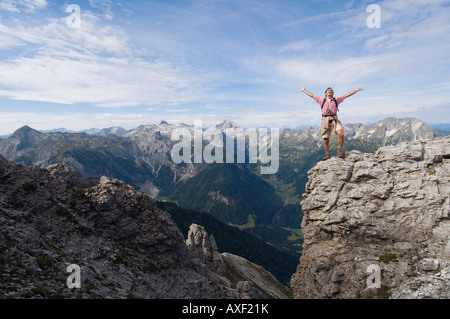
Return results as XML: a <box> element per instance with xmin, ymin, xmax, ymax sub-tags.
<box><xmin>320</xmin><ymin>116</ymin><xmax>343</xmax><ymax>139</ymax></box>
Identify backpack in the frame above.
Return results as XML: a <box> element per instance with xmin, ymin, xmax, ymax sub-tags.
<box><xmin>321</xmin><ymin>97</ymin><xmax>339</xmax><ymax>116</ymax></box>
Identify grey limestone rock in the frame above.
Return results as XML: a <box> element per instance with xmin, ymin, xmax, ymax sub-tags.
<box><xmin>0</xmin><ymin>155</ymin><xmax>232</xmax><ymax>298</ymax></box>
<box><xmin>0</xmin><ymin>154</ymin><xmax>290</xmax><ymax>299</ymax></box>
<box><xmin>291</xmin><ymin>136</ymin><xmax>450</xmax><ymax>299</ymax></box>
<box><xmin>186</xmin><ymin>223</ymin><xmax>226</xmax><ymax>277</ymax></box>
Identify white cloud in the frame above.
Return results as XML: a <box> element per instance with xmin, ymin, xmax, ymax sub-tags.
<box><xmin>0</xmin><ymin>12</ymin><xmax>207</xmax><ymax>108</ymax></box>
<box><xmin>166</xmin><ymin>109</ymin><xmax>192</xmax><ymax>113</ymax></box>
<box><xmin>278</xmin><ymin>41</ymin><xmax>312</xmax><ymax>53</ymax></box>
<box><xmin>277</xmin><ymin>0</ymin><xmax>450</xmax><ymax>99</ymax></box>
<box><xmin>0</xmin><ymin>0</ymin><xmax>19</xmax><ymax>12</ymax></box>
<box><xmin>23</xmin><ymin>0</ymin><xmax>47</xmax><ymax>10</ymax></box>
<box><xmin>0</xmin><ymin>0</ymin><xmax>47</xmax><ymax>12</ymax></box>
<box><xmin>88</xmin><ymin>0</ymin><xmax>114</xmax><ymax>20</ymax></box>
<box><xmin>0</xmin><ymin>55</ymin><xmax>200</xmax><ymax>106</ymax></box>
<box><xmin>283</xmin><ymin>10</ymin><xmax>353</xmax><ymax>28</ymax></box>
<box><xmin>0</xmin><ymin>112</ymin><xmax>151</xmax><ymax>135</ymax></box>
<box><xmin>277</xmin><ymin>55</ymin><xmax>391</xmax><ymax>86</ymax></box>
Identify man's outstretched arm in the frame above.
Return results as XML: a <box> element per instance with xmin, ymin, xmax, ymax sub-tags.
<box><xmin>343</xmin><ymin>87</ymin><xmax>363</xmax><ymax>99</ymax></box>
<box><xmin>300</xmin><ymin>87</ymin><xmax>318</xmax><ymax>99</ymax></box>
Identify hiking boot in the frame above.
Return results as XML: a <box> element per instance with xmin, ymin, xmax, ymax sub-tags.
<box><xmin>323</xmin><ymin>153</ymin><xmax>331</xmax><ymax>161</ymax></box>
<box><xmin>337</xmin><ymin>148</ymin><xmax>345</xmax><ymax>159</ymax></box>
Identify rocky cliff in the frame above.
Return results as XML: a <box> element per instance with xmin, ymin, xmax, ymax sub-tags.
<box><xmin>291</xmin><ymin>136</ymin><xmax>450</xmax><ymax>299</ymax></box>
<box><xmin>185</xmin><ymin>224</ymin><xmax>292</xmax><ymax>299</ymax></box>
<box><xmin>0</xmin><ymin>155</ymin><xmax>289</xmax><ymax>299</ymax></box>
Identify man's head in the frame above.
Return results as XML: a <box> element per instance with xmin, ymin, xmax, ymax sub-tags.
<box><xmin>325</xmin><ymin>87</ymin><xmax>334</xmax><ymax>98</ymax></box>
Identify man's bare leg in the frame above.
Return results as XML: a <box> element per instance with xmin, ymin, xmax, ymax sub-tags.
<box><xmin>337</xmin><ymin>129</ymin><xmax>344</xmax><ymax>158</ymax></box>
<box><xmin>323</xmin><ymin>138</ymin><xmax>331</xmax><ymax>160</ymax></box>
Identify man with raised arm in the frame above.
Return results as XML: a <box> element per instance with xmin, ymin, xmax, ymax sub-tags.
<box><xmin>300</xmin><ymin>86</ymin><xmax>363</xmax><ymax>160</ymax></box>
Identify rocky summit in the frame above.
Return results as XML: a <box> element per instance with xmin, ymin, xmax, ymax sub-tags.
<box><xmin>0</xmin><ymin>155</ymin><xmax>290</xmax><ymax>299</ymax></box>
<box><xmin>290</xmin><ymin>136</ymin><xmax>450</xmax><ymax>299</ymax></box>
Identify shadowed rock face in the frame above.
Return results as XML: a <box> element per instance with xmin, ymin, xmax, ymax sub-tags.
<box><xmin>0</xmin><ymin>154</ymin><xmax>236</xmax><ymax>298</ymax></box>
<box><xmin>0</xmin><ymin>154</ymin><xmax>291</xmax><ymax>299</ymax></box>
<box><xmin>186</xmin><ymin>223</ymin><xmax>226</xmax><ymax>276</ymax></box>
<box><xmin>291</xmin><ymin>136</ymin><xmax>450</xmax><ymax>299</ymax></box>
<box><xmin>185</xmin><ymin>223</ymin><xmax>293</xmax><ymax>299</ymax></box>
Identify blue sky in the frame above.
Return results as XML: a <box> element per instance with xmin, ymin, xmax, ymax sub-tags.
<box><xmin>0</xmin><ymin>0</ymin><xmax>449</xmax><ymax>134</ymax></box>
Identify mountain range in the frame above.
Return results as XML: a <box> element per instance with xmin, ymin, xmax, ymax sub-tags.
<box><xmin>0</xmin><ymin>117</ymin><xmax>441</xmax><ymax>260</ymax></box>
<box><xmin>1</xmin><ymin>117</ymin><xmax>446</xmax><ymax>299</ymax></box>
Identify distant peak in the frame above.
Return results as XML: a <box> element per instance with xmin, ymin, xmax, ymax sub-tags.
<box><xmin>159</xmin><ymin>120</ymin><xmax>169</xmax><ymax>125</ymax></box>
<box><xmin>19</xmin><ymin>125</ymin><xmax>33</xmax><ymax>130</ymax></box>
<box><xmin>215</xmin><ymin>120</ymin><xmax>240</xmax><ymax>129</ymax></box>
<box><xmin>14</xmin><ymin>125</ymin><xmax>41</xmax><ymax>135</ymax></box>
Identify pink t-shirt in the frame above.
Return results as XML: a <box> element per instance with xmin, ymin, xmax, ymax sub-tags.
<box><xmin>315</xmin><ymin>96</ymin><xmax>344</xmax><ymax>116</ymax></box>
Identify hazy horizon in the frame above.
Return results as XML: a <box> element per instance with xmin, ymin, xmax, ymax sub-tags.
<box><xmin>1</xmin><ymin>116</ymin><xmax>448</xmax><ymax>137</ymax></box>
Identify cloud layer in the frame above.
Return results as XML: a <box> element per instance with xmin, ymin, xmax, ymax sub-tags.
<box><xmin>0</xmin><ymin>0</ymin><xmax>47</xmax><ymax>12</ymax></box>
<box><xmin>0</xmin><ymin>9</ymin><xmax>206</xmax><ymax>108</ymax></box>
<box><xmin>0</xmin><ymin>0</ymin><xmax>449</xmax><ymax>134</ymax></box>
